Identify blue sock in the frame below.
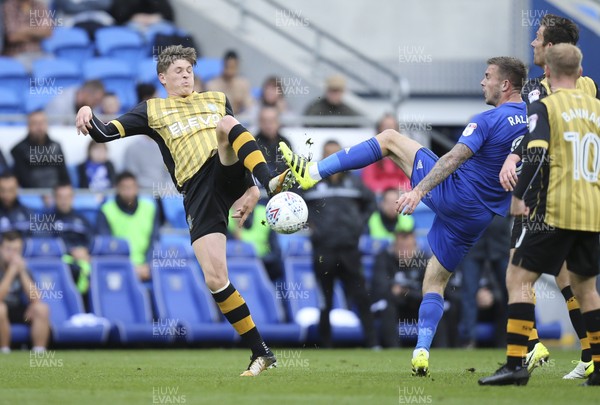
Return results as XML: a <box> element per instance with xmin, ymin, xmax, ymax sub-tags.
<box><xmin>415</xmin><ymin>292</ymin><xmax>445</xmax><ymax>352</ymax></box>
<box><xmin>316</xmin><ymin>137</ymin><xmax>383</xmax><ymax>178</ymax></box>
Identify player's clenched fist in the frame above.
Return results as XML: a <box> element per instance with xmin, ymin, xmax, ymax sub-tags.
<box><xmin>76</xmin><ymin>106</ymin><xmax>94</xmax><ymax>135</ymax></box>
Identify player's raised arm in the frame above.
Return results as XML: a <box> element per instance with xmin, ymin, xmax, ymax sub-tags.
<box><xmin>75</xmin><ymin>102</ymin><xmax>151</xmax><ymax>141</ymax></box>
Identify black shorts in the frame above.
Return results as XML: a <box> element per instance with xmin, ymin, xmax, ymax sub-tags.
<box><xmin>8</xmin><ymin>304</ymin><xmax>27</xmax><ymax>323</ymax></box>
<box><xmin>510</xmin><ymin>216</ymin><xmax>525</xmax><ymax>249</ymax></box>
<box><xmin>512</xmin><ymin>217</ymin><xmax>600</xmax><ymax>277</ymax></box>
<box><xmin>182</xmin><ymin>154</ymin><xmax>247</xmax><ymax>243</ymax></box>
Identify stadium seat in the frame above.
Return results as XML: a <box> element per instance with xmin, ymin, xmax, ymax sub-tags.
<box><xmin>90</xmin><ymin>256</ymin><xmax>170</xmax><ymax>343</ymax></box>
<box><xmin>82</xmin><ymin>58</ymin><xmax>136</xmax><ymax>109</ymax></box>
<box><xmin>283</xmin><ymin>256</ymin><xmax>363</xmax><ymax>343</ymax></box>
<box><xmin>361</xmin><ymin>255</ymin><xmax>374</xmax><ymax>288</ymax></box>
<box><xmin>358</xmin><ymin>236</ymin><xmax>390</xmax><ymax>256</ymax></box>
<box><xmin>161</xmin><ymin>196</ymin><xmax>187</xmax><ymax>229</ymax></box>
<box><xmin>137</xmin><ymin>58</ymin><xmax>168</xmax><ymax>98</ymax></box>
<box><xmin>152</xmin><ymin>262</ymin><xmax>238</xmax><ymax>343</ymax></box>
<box><xmin>412</xmin><ymin>203</ymin><xmax>435</xmax><ymax>232</ymax></box>
<box><xmin>226</xmin><ymin>240</ymin><xmax>256</xmax><ymax>258</ymax></box>
<box><xmin>0</xmin><ymin>88</ymin><xmax>24</xmax><ymax>115</ymax></box>
<box><xmin>0</xmin><ymin>57</ymin><xmax>28</xmax><ymax>101</ymax></box>
<box><xmin>23</xmin><ymin>237</ymin><xmax>66</xmax><ymax>258</ymax></box>
<box><xmin>228</xmin><ymin>258</ymin><xmax>305</xmax><ymax>342</ymax></box>
<box><xmin>90</xmin><ymin>235</ymin><xmax>130</xmax><ymax>257</ymax></box>
<box><xmin>32</xmin><ymin>58</ymin><xmax>83</xmax><ymax>91</ymax></box>
<box><xmin>194</xmin><ymin>58</ymin><xmax>223</xmax><ymax>82</ymax></box>
<box><xmin>282</xmin><ymin>235</ymin><xmax>312</xmax><ymax>257</ymax></box>
<box><xmin>72</xmin><ymin>193</ymin><xmax>104</xmax><ymax>227</ymax></box>
<box><xmin>95</xmin><ymin>27</ymin><xmax>145</xmax><ymax>68</ymax></box>
<box><xmin>18</xmin><ymin>194</ymin><xmax>45</xmax><ymax>213</ymax></box>
<box><xmin>159</xmin><ymin>232</ymin><xmax>190</xmax><ymax>249</ymax></box>
<box><xmin>10</xmin><ymin>324</ymin><xmax>31</xmax><ymax>344</ymax></box>
<box><xmin>27</xmin><ymin>258</ymin><xmax>110</xmax><ymax>344</ymax></box>
<box><xmin>42</xmin><ymin>27</ymin><xmax>94</xmax><ymax>66</ymax></box>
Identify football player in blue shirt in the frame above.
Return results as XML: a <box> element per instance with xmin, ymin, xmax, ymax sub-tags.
<box><xmin>280</xmin><ymin>56</ymin><xmax>528</xmax><ymax>377</ymax></box>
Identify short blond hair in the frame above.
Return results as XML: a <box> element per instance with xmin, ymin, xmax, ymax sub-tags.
<box><xmin>545</xmin><ymin>43</ymin><xmax>582</xmax><ymax>78</ymax></box>
<box><xmin>156</xmin><ymin>45</ymin><xmax>197</xmax><ymax>74</ymax></box>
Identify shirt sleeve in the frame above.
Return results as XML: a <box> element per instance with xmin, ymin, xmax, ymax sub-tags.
<box><xmin>224</xmin><ymin>96</ymin><xmax>235</xmax><ymax>117</ymax></box>
<box><xmin>457</xmin><ymin>114</ymin><xmax>489</xmax><ymax>155</ymax></box>
<box><xmin>513</xmin><ymin>101</ymin><xmax>550</xmax><ymax>199</ymax></box>
<box><xmin>107</xmin><ymin>101</ymin><xmax>152</xmax><ymax>138</ymax></box>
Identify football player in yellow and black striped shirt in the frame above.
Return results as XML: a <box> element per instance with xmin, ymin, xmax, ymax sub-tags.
<box><xmin>480</xmin><ymin>44</ymin><xmax>600</xmax><ymax>386</ymax></box>
<box><xmin>75</xmin><ymin>45</ymin><xmax>294</xmax><ymax>376</ymax></box>
<box><xmin>499</xmin><ymin>14</ymin><xmax>598</xmax><ymax>378</ymax></box>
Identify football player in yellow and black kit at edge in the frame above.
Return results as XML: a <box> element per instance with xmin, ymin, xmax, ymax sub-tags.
<box><xmin>75</xmin><ymin>45</ymin><xmax>294</xmax><ymax>377</ymax></box>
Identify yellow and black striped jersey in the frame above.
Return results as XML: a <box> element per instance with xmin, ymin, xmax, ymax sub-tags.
<box><xmin>515</xmin><ymin>89</ymin><xmax>600</xmax><ymax>231</ymax></box>
<box><xmin>89</xmin><ymin>91</ymin><xmax>233</xmax><ymax>189</ymax></box>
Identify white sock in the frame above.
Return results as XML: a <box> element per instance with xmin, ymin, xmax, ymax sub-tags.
<box><xmin>32</xmin><ymin>346</ymin><xmax>46</xmax><ymax>353</ymax></box>
<box><xmin>308</xmin><ymin>164</ymin><xmax>322</xmax><ymax>180</ymax></box>
<box><xmin>413</xmin><ymin>348</ymin><xmax>429</xmax><ymax>359</ymax></box>
<box><xmin>210</xmin><ymin>280</ymin><xmax>231</xmax><ymax>294</ymax></box>
<box><xmin>1</xmin><ymin>347</ymin><xmax>10</xmax><ymax>354</ymax></box>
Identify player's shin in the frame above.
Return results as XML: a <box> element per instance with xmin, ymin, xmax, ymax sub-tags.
<box><xmin>562</xmin><ymin>286</ymin><xmax>592</xmax><ymax>362</ymax></box>
<box><xmin>414</xmin><ymin>292</ymin><xmax>445</xmax><ymax>352</ymax></box>
<box><xmin>228</xmin><ymin>124</ymin><xmax>272</xmax><ymax>189</ymax></box>
<box><xmin>211</xmin><ymin>280</ymin><xmax>271</xmax><ymax>357</ymax></box>
<box><xmin>506</xmin><ymin>303</ymin><xmax>535</xmax><ymax>369</ymax></box>
<box><xmin>317</xmin><ymin>137</ymin><xmax>383</xmax><ymax>179</ymax></box>
<box><xmin>582</xmin><ymin>309</ymin><xmax>600</xmax><ymax>376</ymax></box>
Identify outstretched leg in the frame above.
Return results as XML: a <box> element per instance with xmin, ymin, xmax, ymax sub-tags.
<box><xmin>279</xmin><ymin>129</ymin><xmax>423</xmax><ymax>189</ymax></box>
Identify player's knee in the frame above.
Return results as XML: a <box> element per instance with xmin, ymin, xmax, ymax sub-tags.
<box><xmin>204</xmin><ymin>272</ymin><xmax>229</xmax><ymax>292</ymax></box>
<box><xmin>216</xmin><ymin>115</ymin><xmax>238</xmax><ymax>139</ymax></box>
<box><xmin>31</xmin><ymin>302</ymin><xmax>49</xmax><ymax>320</ymax></box>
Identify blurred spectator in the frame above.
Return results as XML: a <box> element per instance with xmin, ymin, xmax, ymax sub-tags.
<box><xmin>0</xmin><ymin>231</ymin><xmax>50</xmax><ymax>353</ymax></box>
<box><xmin>123</xmin><ymin>136</ymin><xmax>171</xmax><ymax>189</ymax></box>
<box><xmin>2</xmin><ymin>0</ymin><xmax>52</xmax><ymax>70</ymax></box>
<box><xmin>0</xmin><ymin>152</ymin><xmax>9</xmax><ymax>176</ymax></box>
<box><xmin>247</xmin><ymin>76</ymin><xmax>296</xmax><ymax>125</ymax></box>
<box><xmin>49</xmin><ymin>183</ymin><xmax>93</xmax><ymax>307</ymax></box>
<box><xmin>0</xmin><ymin>173</ymin><xmax>31</xmax><ymax>235</ymax></box>
<box><xmin>76</xmin><ymin>141</ymin><xmax>116</xmax><ymax>191</ymax></box>
<box><xmin>0</xmin><ymin>0</ymin><xmax>4</xmax><ymax>55</ymax></box>
<box><xmin>136</xmin><ymin>83</ymin><xmax>157</xmax><ymax>103</ymax></box>
<box><xmin>110</xmin><ymin>0</ymin><xmax>174</xmax><ymax>39</ymax></box>
<box><xmin>362</xmin><ymin>114</ymin><xmax>411</xmax><ymax>193</ymax></box>
<box><xmin>10</xmin><ymin>111</ymin><xmax>70</xmax><ymax>189</ymax></box>
<box><xmin>54</xmin><ymin>0</ymin><xmax>115</xmax><ymax>40</ymax></box>
<box><xmin>304</xmin><ymin>74</ymin><xmax>359</xmax><ymax>127</ymax></box>
<box><xmin>371</xmin><ymin>226</ymin><xmax>459</xmax><ymax>348</ymax></box>
<box><xmin>46</xmin><ymin>80</ymin><xmax>106</xmax><ymax>125</ymax></box>
<box><xmin>207</xmin><ymin>50</ymin><xmax>253</xmax><ymax>115</ymax></box>
<box><xmin>228</xmin><ymin>204</ymin><xmax>284</xmax><ymax>282</ymax></box>
<box><xmin>97</xmin><ymin>172</ymin><xmax>158</xmax><ymax>281</ymax></box>
<box><xmin>100</xmin><ymin>92</ymin><xmax>121</xmax><ymax>115</ymax></box>
<box><xmin>255</xmin><ymin>106</ymin><xmax>292</xmax><ymax>174</ymax></box>
<box><xmin>458</xmin><ymin>215</ymin><xmax>510</xmax><ymax>348</ymax></box>
<box><xmin>301</xmin><ymin>140</ymin><xmax>377</xmax><ymax>348</ymax></box>
<box><xmin>368</xmin><ymin>188</ymin><xmax>415</xmax><ymax>242</ymax></box>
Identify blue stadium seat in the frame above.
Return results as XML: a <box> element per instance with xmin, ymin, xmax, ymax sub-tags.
<box><xmin>23</xmin><ymin>237</ymin><xmax>66</xmax><ymax>258</ymax></box>
<box><xmin>10</xmin><ymin>324</ymin><xmax>31</xmax><ymax>344</ymax></box>
<box><xmin>90</xmin><ymin>256</ymin><xmax>170</xmax><ymax>343</ymax></box>
<box><xmin>282</xmin><ymin>235</ymin><xmax>312</xmax><ymax>257</ymax></box>
<box><xmin>0</xmin><ymin>57</ymin><xmax>28</xmax><ymax>101</ymax></box>
<box><xmin>18</xmin><ymin>194</ymin><xmax>45</xmax><ymax>213</ymax></box>
<box><xmin>226</xmin><ymin>240</ymin><xmax>256</xmax><ymax>258</ymax></box>
<box><xmin>159</xmin><ymin>233</ymin><xmax>190</xmax><ymax>249</ymax></box>
<box><xmin>82</xmin><ymin>58</ymin><xmax>136</xmax><ymax>109</ymax></box>
<box><xmin>152</xmin><ymin>263</ymin><xmax>237</xmax><ymax>342</ymax></box>
<box><xmin>42</xmin><ymin>27</ymin><xmax>94</xmax><ymax>66</ymax></box>
<box><xmin>27</xmin><ymin>258</ymin><xmax>110</xmax><ymax>344</ymax></box>
<box><xmin>137</xmin><ymin>58</ymin><xmax>167</xmax><ymax>98</ymax></box>
<box><xmin>95</xmin><ymin>27</ymin><xmax>145</xmax><ymax>68</ymax></box>
<box><xmin>32</xmin><ymin>58</ymin><xmax>82</xmax><ymax>91</ymax></box>
<box><xmin>0</xmin><ymin>88</ymin><xmax>24</xmax><ymax>114</ymax></box>
<box><xmin>358</xmin><ymin>236</ymin><xmax>390</xmax><ymax>256</ymax></box>
<box><xmin>228</xmin><ymin>258</ymin><xmax>304</xmax><ymax>342</ymax></box>
<box><xmin>194</xmin><ymin>57</ymin><xmax>223</xmax><ymax>82</ymax></box>
<box><xmin>283</xmin><ymin>257</ymin><xmax>363</xmax><ymax>343</ymax></box>
<box><xmin>90</xmin><ymin>236</ymin><xmax>130</xmax><ymax>257</ymax></box>
<box><xmin>25</xmin><ymin>93</ymin><xmax>56</xmax><ymax>113</ymax></box>
<box><xmin>361</xmin><ymin>255</ymin><xmax>374</xmax><ymax>289</ymax></box>
<box><xmin>161</xmin><ymin>196</ymin><xmax>187</xmax><ymax>229</ymax></box>
<box><xmin>72</xmin><ymin>193</ymin><xmax>104</xmax><ymax>227</ymax></box>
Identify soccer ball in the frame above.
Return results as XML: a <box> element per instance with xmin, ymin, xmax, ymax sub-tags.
<box><xmin>265</xmin><ymin>191</ymin><xmax>308</xmax><ymax>234</ymax></box>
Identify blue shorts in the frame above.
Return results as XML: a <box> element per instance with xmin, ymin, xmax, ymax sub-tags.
<box><xmin>411</xmin><ymin>148</ymin><xmax>495</xmax><ymax>271</ymax></box>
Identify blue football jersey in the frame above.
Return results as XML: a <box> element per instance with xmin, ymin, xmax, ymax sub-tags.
<box><xmin>457</xmin><ymin>102</ymin><xmax>528</xmax><ymax>215</ymax></box>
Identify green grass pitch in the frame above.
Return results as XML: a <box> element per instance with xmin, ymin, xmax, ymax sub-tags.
<box><xmin>1</xmin><ymin>348</ymin><xmax>597</xmax><ymax>404</ymax></box>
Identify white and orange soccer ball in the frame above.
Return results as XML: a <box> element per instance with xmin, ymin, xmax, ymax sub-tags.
<box><xmin>265</xmin><ymin>191</ymin><xmax>308</xmax><ymax>234</ymax></box>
